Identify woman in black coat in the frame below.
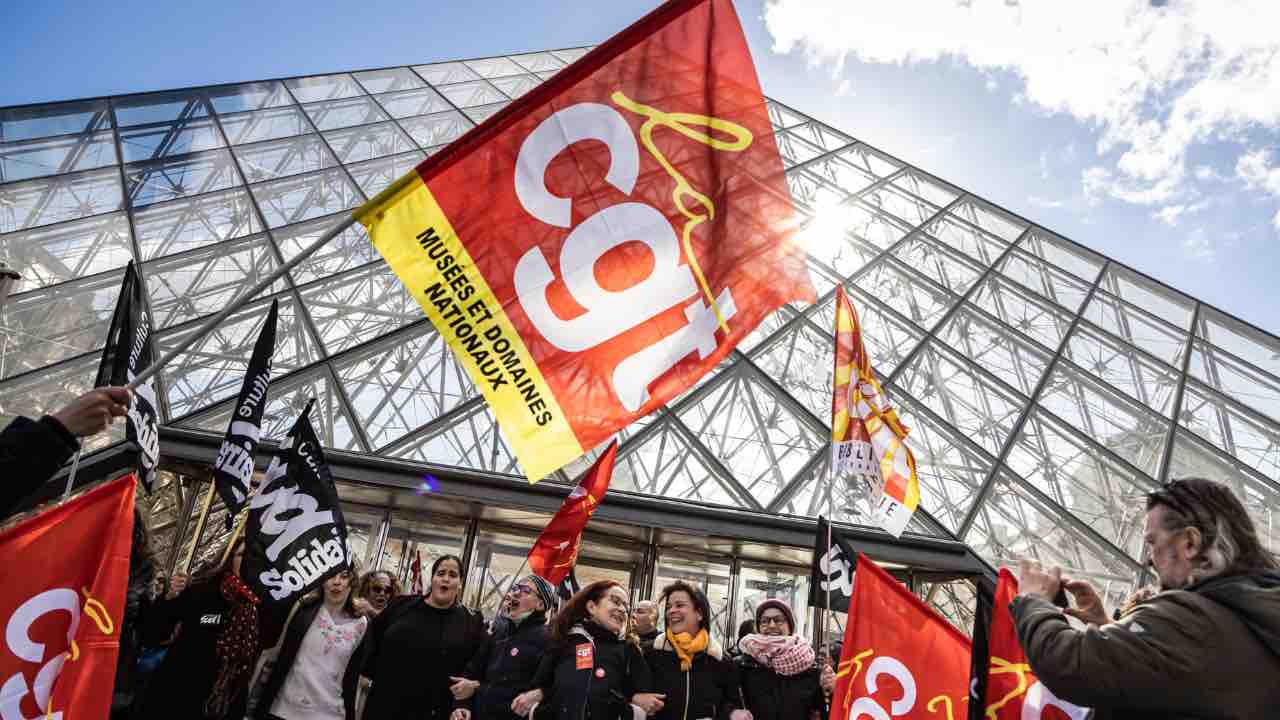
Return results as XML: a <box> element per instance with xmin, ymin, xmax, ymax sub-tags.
<box><xmin>734</xmin><ymin>600</ymin><xmax>833</xmax><ymax>720</ymax></box>
<box><xmin>135</xmin><ymin>537</ymin><xmax>267</xmax><ymax>720</ymax></box>
<box><xmin>511</xmin><ymin>581</ymin><xmax>662</xmax><ymax>720</ymax></box>
<box><xmin>356</xmin><ymin>554</ymin><xmax>487</xmax><ymax>720</ymax></box>
<box><xmin>643</xmin><ymin>582</ymin><xmax>745</xmax><ymax>720</ymax></box>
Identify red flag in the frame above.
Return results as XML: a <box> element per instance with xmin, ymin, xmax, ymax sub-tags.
<box><xmin>0</xmin><ymin>475</ymin><xmax>135</xmax><ymax>719</ymax></box>
<box><xmin>983</xmin><ymin>569</ymin><xmax>1089</xmax><ymax>719</ymax></box>
<box><xmin>830</xmin><ymin>554</ymin><xmax>970</xmax><ymax>720</ymax></box>
<box><xmin>410</xmin><ymin>550</ymin><xmax>424</xmax><ymax>595</ymax></box>
<box><xmin>527</xmin><ymin>441</ymin><xmax>617</xmax><ymax>585</ymax></box>
<box><xmin>358</xmin><ymin>0</ymin><xmax>815</xmax><ymax>482</ymax></box>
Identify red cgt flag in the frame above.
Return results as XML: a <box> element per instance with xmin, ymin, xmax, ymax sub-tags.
<box><xmin>358</xmin><ymin>0</ymin><xmax>815</xmax><ymax>482</ymax></box>
<box><xmin>982</xmin><ymin>569</ymin><xmax>1089</xmax><ymax>719</ymax></box>
<box><xmin>527</xmin><ymin>440</ymin><xmax>617</xmax><ymax>585</ymax></box>
<box><xmin>830</xmin><ymin>554</ymin><xmax>970</xmax><ymax>720</ymax></box>
<box><xmin>0</xmin><ymin>475</ymin><xmax>135</xmax><ymax>720</ymax></box>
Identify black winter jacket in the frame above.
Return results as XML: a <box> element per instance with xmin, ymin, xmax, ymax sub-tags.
<box><xmin>458</xmin><ymin>610</ymin><xmax>551</xmax><ymax>720</ymax></box>
<box><xmin>533</xmin><ymin>622</ymin><xmax>651</xmax><ymax>720</ymax></box>
<box><xmin>735</xmin><ymin>654</ymin><xmax>823</xmax><ymax>720</ymax></box>
<box><xmin>0</xmin><ymin>415</ymin><xmax>78</xmax><ymax>517</ymax></box>
<box><xmin>644</xmin><ymin>634</ymin><xmax>741</xmax><ymax>720</ymax></box>
<box><xmin>255</xmin><ymin>596</ymin><xmax>366</xmax><ymax>720</ymax></box>
<box><xmin>111</xmin><ymin>551</ymin><xmax>155</xmax><ymax>714</ymax></box>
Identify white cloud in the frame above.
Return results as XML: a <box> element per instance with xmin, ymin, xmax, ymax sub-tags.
<box><xmin>1027</xmin><ymin>195</ymin><xmax>1065</xmax><ymax>209</ymax></box>
<box><xmin>1273</xmin><ymin>209</ymin><xmax>1280</xmax><ymax>231</ymax></box>
<box><xmin>1182</xmin><ymin>227</ymin><xmax>1214</xmax><ymax>261</ymax></box>
<box><xmin>1152</xmin><ymin>199</ymin><xmax>1209</xmax><ymax>227</ymax></box>
<box><xmin>764</xmin><ymin>0</ymin><xmax>1280</xmax><ymax>208</ymax></box>
<box><xmin>1236</xmin><ymin>149</ymin><xmax>1280</xmax><ymax>195</ymax></box>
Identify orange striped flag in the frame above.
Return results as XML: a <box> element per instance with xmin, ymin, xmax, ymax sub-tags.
<box><xmin>831</xmin><ymin>286</ymin><xmax>920</xmax><ymax>536</ymax></box>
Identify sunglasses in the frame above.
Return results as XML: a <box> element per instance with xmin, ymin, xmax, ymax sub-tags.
<box><xmin>368</xmin><ymin>585</ymin><xmax>392</xmax><ymax>595</ymax></box>
<box><xmin>509</xmin><ymin>583</ymin><xmax>535</xmax><ymax>596</ymax></box>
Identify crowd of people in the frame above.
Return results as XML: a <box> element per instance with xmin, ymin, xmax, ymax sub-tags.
<box><xmin>5</xmin><ymin>392</ymin><xmax>1280</xmax><ymax>719</ymax></box>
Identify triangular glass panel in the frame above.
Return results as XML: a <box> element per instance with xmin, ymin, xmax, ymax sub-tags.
<box><xmin>143</xmin><ymin>233</ymin><xmax>284</xmax><ymax>331</ymax></box>
<box><xmin>386</xmin><ymin>401</ymin><xmax>521</xmax><ymax>477</ymax></box>
<box><xmin>297</xmin><ymin>261</ymin><xmax>421</xmax><ymax>356</ymax></box>
<box><xmin>0</xmin><ymin>212</ymin><xmax>133</xmax><ymax>291</ymax></box>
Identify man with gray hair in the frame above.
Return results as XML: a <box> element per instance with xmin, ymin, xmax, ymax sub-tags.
<box><xmin>1014</xmin><ymin>476</ymin><xmax>1280</xmax><ymax>718</ymax></box>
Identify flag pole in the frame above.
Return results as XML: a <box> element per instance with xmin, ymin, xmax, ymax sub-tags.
<box><xmin>62</xmin><ymin>448</ymin><xmax>83</xmax><ymax>498</ymax></box>
<box><xmin>127</xmin><ymin>213</ymin><xmax>357</xmax><ymax>391</ymax></box>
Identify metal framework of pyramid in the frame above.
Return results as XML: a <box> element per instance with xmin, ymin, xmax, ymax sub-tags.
<box><xmin>3</xmin><ymin>46</ymin><xmax>1279</xmax><ymax>626</ymax></box>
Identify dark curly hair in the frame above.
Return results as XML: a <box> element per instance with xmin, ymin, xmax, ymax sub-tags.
<box><xmin>1147</xmin><ymin>477</ymin><xmax>1279</xmax><ymax>579</ymax></box>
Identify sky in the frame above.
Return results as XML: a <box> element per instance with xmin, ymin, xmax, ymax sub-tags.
<box><xmin>4</xmin><ymin>0</ymin><xmax>1278</xmax><ymax>336</ymax></box>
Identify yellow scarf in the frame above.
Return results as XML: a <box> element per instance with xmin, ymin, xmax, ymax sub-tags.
<box><xmin>667</xmin><ymin>628</ymin><xmax>709</xmax><ymax>671</ymax></box>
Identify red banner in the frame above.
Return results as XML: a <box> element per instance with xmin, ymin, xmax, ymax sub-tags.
<box><xmin>359</xmin><ymin>0</ymin><xmax>815</xmax><ymax>481</ymax></box>
<box><xmin>0</xmin><ymin>475</ymin><xmax>135</xmax><ymax>719</ymax></box>
<box><xmin>830</xmin><ymin>555</ymin><xmax>970</xmax><ymax>720</ymax></box>
<box><xmin>983</xmin><ymin>569</ymin><xmax>1089</xmax><ymax>720</ymax></box>
<box><xmin>527</xmin><ymin>441</ymin><xmax>616</xmax><ymax>585</ymax></box>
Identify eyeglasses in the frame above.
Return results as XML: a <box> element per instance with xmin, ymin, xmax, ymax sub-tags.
<box><xmin>368</xmin><ymin>585</ymin><xmax>392</xmax><ymax>596</ymax></box>
<box><xmin>509</xmin><ymin>583</ymin><xmax>535</xmax><ymax>596</ymax></box>
<box><xmin>758</xmin><ymin>614</ymin><xmax>788</xmax><ymax>627</ymax></box>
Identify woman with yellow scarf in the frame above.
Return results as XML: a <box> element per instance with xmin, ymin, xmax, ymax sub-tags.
<box><xmin>643</xmin><ymin>581</ymin><xmax>750</xmax><ymax>720</ymax></box>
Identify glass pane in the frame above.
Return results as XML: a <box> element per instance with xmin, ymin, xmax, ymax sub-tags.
<box><xmin>297</xmin><ymin>261</ymin><xmax>421</xmax><ymax>355</ymax></box>
<box><xmin>113</xmin><ymin>91</ymin><xmax>208</xmax><ymax>128</ymax></box>
<box><xmin>488</xmin><ymin>74</ymin><xmax>542</xmax><ymax>99</ymax></box>
<box><xmin>273</xmin><ymin>212</ymin><xmax>376</xmax><ymax>285</ymax></box>
<box><xmin>462</xmin><ymin>102</ymin><xmax>509</xmax><ymax>125</ymax></box>
<box><xmin>322</xmin><ymin>121</ymin><xmax>417</xmax><ymax>164</ymax></box>
<box><xmin>353</xmin><ymin>67</ymin><xmax>426</xmax><ymax>94</ymax></box>
<box><xmin>1005</xmin><ymin>408</ymin><xmax>1156</xmax><ymax>561</ymax></box>
<box><xmin>890</xmin><ymin>236</ymin><xmax>982</xmax><ymax>296</ymax></box>
<box><xmin>382</xmin><ymin>511</ymin><xmax>467</xmax><ymax>588</ymax></box>
<box><xmin>1196</xmin><ymin>306</ymin><xmax>1280</xmax><ymax>381</ymax></box>
<box><xmin>0</xmin><ymin>167</ymin><xmax>123</xmax><ymax>233</ymax></box>
<box><xmin>551</xmin><ymin>48</ymin><xmax>592</xmax><ymax>65</ymax></box>
<box><xmin>218</xmin><ymin>106</ymin><xmax>312</xmax><ymax>145</ymax></box>
<box><xmin>437</xmin><ymin>80</ymin><xmax>507</xmax><ymax>109</ymax></box>
<box><xmin>1063</xmin><ymin>324</ymin><xmax>1179</xmax><ymax>417</ymax></box>
<box><xmin>388</xmin><ymin>402</ymin><xmax>520</xmax><ymax>476</ymax></box>
<box><xmin>1038</xmin><ymin>363</ymin><xmax>1169</xmax><ymax>477</ymax></box>
<box><xmin>1099</xmin><ymin>265</ymin><xmax>1193</xmax><ymax>330</ymax></box>
<box><xmin>0</xmin><ymin>212</ymin><xmax>133</xmax><ymax>290</ymax></box>
<box><xmin>1</xmin><ymin>130</ymin><xmax>117</xmax><ymax>183</ymax></box>
<box><xmin>412</xmin><ymin>62</ymin><xmax>482</xmax><ymax>85</ymax></box>
<box><xmin>285</xmin><ymin>73</ymin><xmax>364</xmax><ymax>103</ymax></box>
<box><xmin>894</xmin><ymin>343</ymin><xmax>1027</xmax><ymax>455</ymax></box>
<box><xmin>465</xmin><ymin>524</ymin><xmax>544</xmax><ymax>618</ymax></box>
<box><xmin>233</xmin><ymin>134</ymin><xmax>339</xmax><ymax>182</ymax></box>
<box><xmin>464</xmin><ymin>57</ymin><xmax>527</xmax><ymax>78</ymax></box>
<box><xmin>0</xmin><ymin>268</ymin><xmax>128</xmax><ymax>378</ymax></box>
<box><xmin>971</xmin><ymin>275</ymin><xmax>1074</xmax><ymax>352</ymax></box>
<box><xmin>1082</xmin><ymin>290</ymin><xmax>1188</xmax><ymax>366</ymax></box>
<box><xmin>334</xmin><ymin>322</ymin><xmax>477</xmax><ymax>449</ymax></box>
<box><xmin>1190</xmin><ymin>340</ymin><xmax>1280</xmax><ymax>425</ymax></box>
<box><xmin>373</xmin><ymin>87</ymin><xmax>452</xmax><ymax>119</ymax></box>
<box><xmin>737</xmin><ymin>562</ymin><xmax>813</xmax><ymax>639</ymax></box>
<box><xmin>250</xmin><ymin>168</ymin><xmax>362</xmax><ymax>228</ymax></box>
<box><xmin>789</xmin><ymin>152</ymin><xmax>877</xmax><ymax>199</ymax></box>
<box><xmin>508</xmin><ymin>52</ymin><xmax>566</xmax><ymax>74</ymax></box>
<box><xmin>1019</xmin><ymin>229</ymin><xmax>1104</xmax><ymax>283</ymax></box>
<box><xmin>207</xmin><ymin>82</ymin><xmax>294</xmax><ymax>115</ymax></box>
<box><xmin>890</xmin><ymin>170</ymin><xmax>959</xmax><ymax>209</ymax></box>
<box><xmin>302</xmin><ymin>96</ymin><xmax>389</xmax><ymax>131</ymax></box>
<box><xmin>949</xmin><ymin>199</ymin><xmax>1027</xmax><ymax>242</ymax></box>
<box><xmin>144</xmin><ymin>233</ymin><xmax>283</xmax><ymax>330</ymax></box>
<box><xmin>855</xmin><ymin>260</ymin><xmax>955</xmax><ymax>328</ymax></box>
<box><xmin>118</xmin><ymin>116</ymin><xmax>224</xmax><ymax>163</ymax></box>
<box><xmin>346</xmin><ymin>150</ymin><xmax>425</xmax><ymax>197</ymax></box>
<box><xmin>1179</xmin><ymin>380</ymin><xmax>1280</xmax><ymax>483</ymax></box>
<box><xmin>126</xmin><ymin>149</ymin><xmax>240</xmax><ymax>207</ymax></box>
<box><xmin>997</xmin><ymin>249</ymin><xmax>1092</xmax><ymax>312</ymax></box>
<box><xmin>159</xmin><ymin>292</ymin><xmax>319</xmax><ymax>418</ymax></box>
<box><xmin>655</xmin><ymin>552</ymin><xmax>734</xmax><ymax>641</ymax></box>
<box><xmin>612</xmin><ymin>419</ymin><xmax>739</xmax><ymax>505</ymax></box>
<box><xmin>925</xmin><ymin>214</ymin><xmax>1007</xmax><ymax>267</ymax></box>
<box><xmin>0</xmin><ymin>100</ymin><xmax>110</xmax><ymax>143</ymax></box>
<box><xmin>937</xmin><ymin>306</ymin><xmax>1050</xmax><ymax>397</ymax></box>
<box><xmin>399</xmin><ymin>111</ymin><xmax>472</xmax><ymax>149</ymax></box>
<box><xmin>133</xmin><ymin>187</ymin><xmax>260</xmax><ymax>259</ymax></box>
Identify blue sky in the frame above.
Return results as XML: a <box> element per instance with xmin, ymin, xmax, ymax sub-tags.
<box><xmin>5</xmin><ymin>0</ymin><xmax>1278</xmax><ymax>335</ymax></box>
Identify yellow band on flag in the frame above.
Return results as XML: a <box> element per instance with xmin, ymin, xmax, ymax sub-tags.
<box><xmin>356</xmin><ymin>175</ymin><xmax>582</xmax><ymax>483</ymax></box>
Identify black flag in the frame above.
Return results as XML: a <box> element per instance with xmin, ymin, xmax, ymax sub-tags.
<box><xmin>808</xmin><ymin>515</ymin><xmax>858</xmax><ymax>612</ymax></box>
<box><xmin>556</xmin><ymin>567</ymin><xmax>580</xmax><ymax>603</ymax></box>
<box><xmin>212</xmin><ymin>299</ymin><xmax>278</xmax><ymax>527</ymax></box>
<box><xmin>242</xmin><ymin>399</ymin><xmax>349</xmax><ymax>605</ymax></box>
<box><xmin>95</xmin><ymin>261</ymin><xmax>159</xmax><ymax>490</ymax></box>
<box><xmin>966</xmin><ymin>576</ymin><xmax>995</xmax><ymax>720</ymax></box>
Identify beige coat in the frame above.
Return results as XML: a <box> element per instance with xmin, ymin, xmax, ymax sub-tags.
<box><xmin>1011</xmin><ymin>570</ymin><xmax>1280</xmax><ymax>719</ymax></box>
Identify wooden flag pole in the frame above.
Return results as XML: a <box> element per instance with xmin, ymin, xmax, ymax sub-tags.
<box><xmin>127</xmin><ymin>213</ymin><xmax>357</xmax><ymax>391</ymax></box>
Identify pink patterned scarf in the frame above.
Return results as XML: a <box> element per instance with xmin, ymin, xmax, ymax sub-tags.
<box><xmin>739</xmin><ymin>633</ymin><xmax>815</xmax><ymax>676</ymax></box>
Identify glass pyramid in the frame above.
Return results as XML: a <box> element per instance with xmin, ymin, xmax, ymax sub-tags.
<box><xmin>3</xmin><ymin>47</ymin><xmax>1279</xmax><ymax>614</ymax></box>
